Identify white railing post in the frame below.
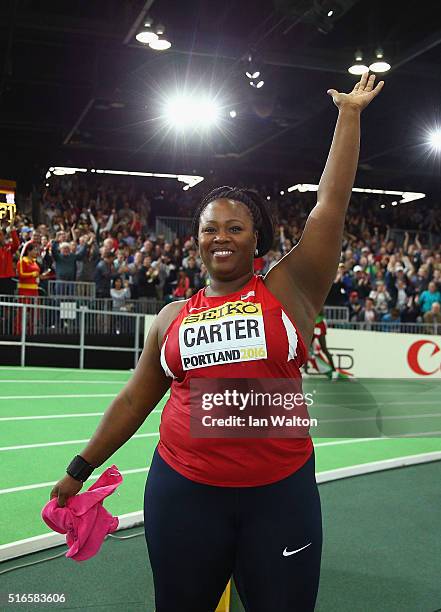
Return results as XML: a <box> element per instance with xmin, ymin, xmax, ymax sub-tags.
<box><xmin>20</xmin><ymin>304</ymin><xmax>27</xmax><ymax>367</ymax></box>
<box><xmin>134</xmin><ymin>315</ymin><xmax>140</xmax><ymax>368</ymax></box>
<box><xmin>79</xmin><ymin>308</ymin><xmax>86</xmax><ymax>369</ymax></box>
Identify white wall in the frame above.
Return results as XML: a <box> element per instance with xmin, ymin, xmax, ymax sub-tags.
<box><xmin>327</xmin><ymin>328</ymin><xmax>441</xmax><ymax>378</ymax></box>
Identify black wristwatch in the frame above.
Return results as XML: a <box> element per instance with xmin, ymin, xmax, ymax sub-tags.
<box><xmin>66</xmin><ymin>455</ymin><xmax>95</xmax><ymax>482</ymax></box>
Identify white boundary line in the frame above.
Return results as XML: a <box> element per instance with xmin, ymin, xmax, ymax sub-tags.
<box><xmin>315</xmin><ymin>451</ymin><xmax>441</xmax><ymax>483</ymax></box>
<box><xmin>0</xmin><ymin>432</ymin><xmax>159</xmax><ymax>453</ymax></box>
<box><xmin>0</xmin><ymin>380</ymin><xmax>127</xmax><ymax>384</ymax></box>
<box><xmin>0</xmin><ymin>466</ymin><xmax>150</xmax><ymax>495</ymax></box>
<box><xmin>1</xmin><ymin>451</ymin><xmax>440</xmax><ymax>562</ymax></box>
<box><xmin>0</xmin><ymin>510</ymin><xmax>146</xmax><ymax>561</ymax></box>
<box><xmin>0</xmin><ymin>394</ymin><xmax>116</xmax><ymax>400</ymax></box>
<box><xmin>0</xmin><ymin>409</ymin><xmax>162</xmax><ymax>422</ymax></box>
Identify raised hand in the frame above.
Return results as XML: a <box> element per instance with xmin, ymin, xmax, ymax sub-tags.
<box><xmin>327</xmin><ymin>72</ymin><xmax>384</xmax><ymax>112</ymax></box>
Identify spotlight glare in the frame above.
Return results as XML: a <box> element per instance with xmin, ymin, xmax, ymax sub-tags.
<box><xmin>327</xmin><ymin>10</ymin><xmax>333</xmax><ymax>16</ymax></box>
<box><xmin>391</xmin><ymin>201</ymin><xmax>398</xmax><ymax>206</ymax></box>
<box><xmin>349</xmin><ymin>49</ymin><xmax>369</xmax><ymax>75</ymax></box>
<box><xmin>266</xmin><ymin>196</ymin><xmax>271</xmax><ymax>200</ymax></box>
<box><xmin>429</xmin><ymin>129</ymin><xmax>441</xmax><ymax>151</ymax></box>
<box><xmin>369</xmin><ymin>48</ymin><xmax>391</xmax><ymax>73</ymax></box>
<box><xmin>256</xmin><ymin>80</ymin><xmax>264</xmax><ymax>88</ymax></box>
<box><xmin>348</xmin><ymin>63</ymin><xmax>369</xmax><ymax>75</ymax></box>
<box><xmin>229</xmin><ymin>109</ymin><xmax>237</xmax><ymax>118</ymax></box>
<box><xmin>369</xmin><ymin>61</ymin><xmax>391</xmax><ymax>73</ymax></box>
<box><xmin>149</xmin><ymin>37</ymin><xmax>171</xmax><ymax>51</ymax></box>
<box><xmin>280</xmin><ymin>190</ymin><xmax>285</xmax><ymax>195</ymax></box>
<box><xmin>164</xmin><ymin>95</ymin><xmax>220</xmax><ymax>129</ymax></box>
<box><xmin>380</xmin><ymin>204</ymin><xmax>385</xmax><ymax>209</ymax></box>
<box><xmin>136</xmin><ymin>31</ymin><xmax>158</xmax><ymax>44</ymax></box>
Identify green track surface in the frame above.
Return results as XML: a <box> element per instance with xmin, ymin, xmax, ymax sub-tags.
<box><xmin>1</xmin><ymin>367</ymin><xmax>440</xmax><ymax>547</ymax></box>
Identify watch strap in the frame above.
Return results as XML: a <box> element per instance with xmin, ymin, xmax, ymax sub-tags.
<box><xmin>66</xmin><ymin>455</ymin><xmax>95</xmax><ymax>482</ymax></box>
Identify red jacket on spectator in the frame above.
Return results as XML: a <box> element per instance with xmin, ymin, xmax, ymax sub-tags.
<box><xmin>0</xmin><ymin>229</ymin><xmax>19</xmax><ymax>278</ymax></box>
<box><xmin>173</xmin><ymin>275</ymin><xmax>190</xmax><ymax>298</ymax></box>
<box><xmin>17</xmin><ymin>256</ymin><xmax>40</xmax><ymax>295</ymax></box>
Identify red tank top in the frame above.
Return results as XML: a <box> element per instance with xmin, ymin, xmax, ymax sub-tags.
<box><xmin>158</xmin><ymin>274</ymin><xmax>313</xmax><ymax>486</ymax></box>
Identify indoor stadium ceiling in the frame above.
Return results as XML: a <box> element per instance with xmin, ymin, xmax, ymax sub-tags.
<box><xmin>1</xmin><ymin>0</ymin><xmax>441</xmax><ymax>193</ymax></box>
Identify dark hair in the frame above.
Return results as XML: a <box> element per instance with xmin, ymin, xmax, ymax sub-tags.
<box><xmin>23</xmin><ymin>242</ymin><xmax>36</xmax><ymax>257</ymax></box>
<box><xmin>191</xmin><ymin>186</ymin><xmax>274</xmax><ymax>257</ymax></box>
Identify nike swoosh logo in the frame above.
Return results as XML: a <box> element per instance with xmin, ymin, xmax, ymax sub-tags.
<box><xmin>282</xmin><ymin>542</ymin><xmax>311</xmax><ymax>557</ymax></box>
<box><xmin>188</xmin><ymin>306</ymin><xmax>208</xmax><ymax>312</ymax></box>
<box><xmin>241</xmin><ymin>290</ymin><xmax>255</xmax><ymax>300</ymax></box>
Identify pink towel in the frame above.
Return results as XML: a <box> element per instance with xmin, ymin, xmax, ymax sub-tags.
<box><xmin>41</xmin><ymin>465</ymin><xmax>122</xmax><ymax>561</ymax></box>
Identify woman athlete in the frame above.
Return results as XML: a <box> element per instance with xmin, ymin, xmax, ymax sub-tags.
<box><xmin>50</xmin><ymin>72</ymin><xmax>383</xmax><ymax>611</ymax></box>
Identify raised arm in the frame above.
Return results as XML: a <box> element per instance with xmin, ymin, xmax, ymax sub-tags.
<box><xmin>266</xmin><ymin>73</ymin><xmax>384</xmax><ymax>318</ymax></box>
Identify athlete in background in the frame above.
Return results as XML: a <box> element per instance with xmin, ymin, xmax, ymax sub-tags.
<box><xmin>305</xmin><ymin>311</ymin><xmax>340</xmax><ymax>380</ymax></box>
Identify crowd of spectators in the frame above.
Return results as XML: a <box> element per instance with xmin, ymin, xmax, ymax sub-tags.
<box><xmin>1</xmin><ymin>175</ymin><xmax>440</xmax><ymax>331</ymax></box>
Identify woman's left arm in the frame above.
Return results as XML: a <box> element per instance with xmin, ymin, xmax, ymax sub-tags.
<box><xmin>266</xmin><ymin>73</ymin><xmax>384</xmax><ymax>317</ymax></box>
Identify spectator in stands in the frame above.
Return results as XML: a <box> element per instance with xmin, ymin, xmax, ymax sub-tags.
<box><xmin>400</xmin><ymin>294</ymin><xmax>420</xmax><ymax>323</ymax></box>
<box><xmin>184</xmin><ymin>257</ymin><xmax>200</xmax><ymax>289</ymax></box>
<box><xmin>17</xmin><ymin>242</ymin><xmax>40</xmax><ymax>297</ymax></box>
<box><xmin>0</xmin><ymin>223</ymin><xmax>19</xmax><ymax>295</ymax></box>
<box><xmin>423</xmin><ymin>302</ymin><xmax>441</xmax><ymax>333</ymax></box>
<box><xmin>326</xmin><ymin>264</ymin><xmax>347</xmax><ymax>306</ymax></box>
<box><xmin>348</xmin><ymin>291</ymin><xmax>362</xmax><ymax>321</ymax></box>
<box><xmin>77</xmin><ymin>234</ymin><xmax>100</xmax><ymax>283</ymax></box>
<box><xmin>113</xmin><ymin>248</ymin><xmax>130</xmax><ymax>281</ymax></box>
<box><xmin>136</xmin><ymin>256</ymin><xmax>160</xmax><ymax>301</ymax></box>
<box><xmin>369</xmin><ymin>281</ymin><xmax>391</xmax><ymax>315</ymax></box>
<box><xmin>110</xmin><ymin>277</ymin><xmax>131</xmax><ymax>311</ymax></box>
<box><xmin>173</xmin><ymin>270</ymin><xmax>190</xmax><ymax>299</ymax></box>
<box><xmin>52</xmin><ymin>239</ymin><xmax>87</xmax><ymax>289</ymax></box>
<box><xmin>419</xmin><ymin>282</ymin><xmax>441</xmax><ymax>314</ymax></box>
<box><xmin>94</xmin><ymin>252</ymin><xmax>117</xmax><ymax>299</ymax></box>
<box><xmin>358</xmin><ymin>297</ymin><xmax>378</xmax><ymax>326</ymax></box>
<box><xmin>89</xmin><ymin>208</ymin><xmax>114</xmax><ymax>241</ymax></box>
<box><xmin>393</xmin><ymin>279</ymin><xmax>410</xmax><ymax>310</ymax></box>
<box><xmin>381</xmin><ymin>307</ymin><xmax>401</xmax><ymax>332</ymax></box>
<box><xmin>352</xmin><ymin>267</ymin><xmax>372</xmax><ymax>299</ymax></box>
<box><xmin>182</xmin><ymin>247</ymin><xmax>201</xmax><ymax>268</ymax></box>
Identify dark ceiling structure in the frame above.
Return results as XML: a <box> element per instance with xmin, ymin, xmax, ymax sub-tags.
<box><xmin>1</xmin><ymin>0</ymin><xmax>441</xmax><ymax>195</ymax></box>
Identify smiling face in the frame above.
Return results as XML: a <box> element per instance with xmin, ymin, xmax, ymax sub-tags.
<box><xmin>198</xmin><ymin>199</ymin><xmax>257</xmax><ymax>281</ymax></box>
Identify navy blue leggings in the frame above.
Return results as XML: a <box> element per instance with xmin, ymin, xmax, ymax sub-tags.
<box><xmin>144</xmin><ymin>449</ymin><xmax>322</xmax><ymax>612</ymax></box>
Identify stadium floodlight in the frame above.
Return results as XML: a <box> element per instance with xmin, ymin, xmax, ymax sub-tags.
<box><xmin>348</xmin><ymin>50</ymin><xmax>369</xmax><ymax>75</ymax></box>
<box><xmin>164</xmin><ymin>95</ymin><xmax>220</xmax><ymax>130</ymax></box>
<box><xmin>136</xmin><ymin>19</ymin><xmax>158</xmax><ymax>45</ymax></box>
<box><xmin>229</xmin><ymin>110</ymin><xmax>237</xmax><ymax>118</ymax></box>
<box><xmin>246</xmin><ymin>70</ymin><xmax>260</xmax><ymax>79</ymax></box>
<box><xmin>149</xmin><ymin>24</ymin><xmax>171</xmax><ymax>50</ymax></box>
<box><xmin>429</xmin><ymin>129</ymin><xmax>441</xmax><ymax>151</ymax></box>
<box><xmin>369</xmin><ymin>48</ymin><xmax>391</xmax><ymax>73</ymax></box>
<box><xmin>51</xmin><ymin>167</ymin><xmax>87</xmax><ymax>176</ymax></box>
<box><xmin>286</xmin><ymin>183</ymin><xmax>426</xmax><ymax>204</ymax></box>
<box><xmin>46</xmin><ymin>167</ymin><xmax>204</xmax><ymax>190</ymax></box>
<box><xmin>250</xmin><ymin>80</ymin><xmax>264</xmax><ymax>89</ymax></box>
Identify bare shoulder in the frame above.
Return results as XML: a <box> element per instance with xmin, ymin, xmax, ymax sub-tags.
<box><xmin>156</xmin><ymin>299</ymin><xmax>189</xmax><ymax>344</ymax></box>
